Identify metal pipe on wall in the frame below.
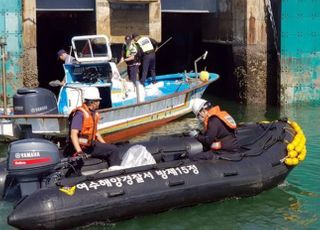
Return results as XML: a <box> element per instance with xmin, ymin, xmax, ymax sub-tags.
<box><xmin>0</xmin><ymin>36</ymin><xmax>7</xmax><ymax>115</ymax></box>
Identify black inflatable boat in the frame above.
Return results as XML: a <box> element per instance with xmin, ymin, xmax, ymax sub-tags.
<box><xmin>0</xmin><ymin>119</ymin><xmax>307</xmax><ymax>229</ymax></box>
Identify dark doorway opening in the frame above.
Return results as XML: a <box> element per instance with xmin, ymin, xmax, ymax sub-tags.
<box><xmin>158</xmin><ymin>13</ymin><xmax>239</xmax><ymax>100</ymax></box>
<box><xmin>157</xmin><ymin>13</ymin><xmax>203</xmax><ymax>75</ymax></box>
<box><xmin>36</xmin><ymin>11</ymin><xmax>95</xmax><ymax>94</ymax></box>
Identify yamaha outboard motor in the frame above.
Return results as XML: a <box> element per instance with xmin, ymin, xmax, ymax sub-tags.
<box><xmin>5</xmin><ymin>139</ymin><xmax>60</xmax><ymax>198</ymax></box>
<box><xmin>13</xmin><ymin>87</ymin><xmax>58</xmax><ymax>114</ymax></box>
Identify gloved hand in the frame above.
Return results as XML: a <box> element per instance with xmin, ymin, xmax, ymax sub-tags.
<box><xmin>75</xmin><ymin>151</ymin><xmax>89</xmax><ymax>159</ymax></box>
<box><xmin>188</xmin><ymin>129</ymin><xmax>199</xmax><ymax>137</ymax></box>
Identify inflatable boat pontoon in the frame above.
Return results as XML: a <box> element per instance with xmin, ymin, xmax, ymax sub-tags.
<box><xmin>0</xmin><ymin>119</ymin><xmax>306</xmax><ymax>229</ymax></box>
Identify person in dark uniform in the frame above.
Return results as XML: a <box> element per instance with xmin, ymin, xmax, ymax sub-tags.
<box><xmin>68</xmin><ymin>87</ymin><xmax>121</xmax><ymax>166</ymax></box>
<box><xmin>119</xmin><ymin>35</ymin><xmax>141</xmax><ymax>83</ymax></box>
<box><xmin>188</xmin><ymin>98</ymin><xmax>240</xmax><ymax>161</ymax></box>
<box><xmin>132</xmin><ymin>33</ymin><xmax>158</xmax><ymax>85</ymax></box>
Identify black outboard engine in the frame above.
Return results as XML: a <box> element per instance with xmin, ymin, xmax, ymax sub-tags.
<box><xmin>13</xmin><ymin>87</ymin><xmax>58</xmax><ymax>114</ymax></box>
<box><xmin>6</xmin><ymin>138</ymin><xmax>60</xmax><ymax>197</ymax></box>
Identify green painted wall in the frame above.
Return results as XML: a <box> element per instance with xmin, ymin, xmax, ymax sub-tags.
<box><xmin>281</xmin><ymin>0</ymin><xmax>320</xmax><ymax>104</ymax></box>
<box><xmin>0</xmin><ymin>0</ymin><xmax>23</xmax><ymax>107</ymax></box>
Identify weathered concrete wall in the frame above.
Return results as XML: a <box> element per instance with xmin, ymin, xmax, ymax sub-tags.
<box><xmin>22</xmin><ymin>0</ymin><xmax>38</xmax><ymax>88</ymax></box>
<box><xmin>232</xmin><ymin>0</ymin><xmax>268</xmax><ymax>105</ymax></box>
<box><xmin>244</xmin><ymin>0</ymin><xmax>267</xmax><ymax>104</ymax></box>
<box><xmin>96</xmin><ymin>0</ymin><xmax>110</xmax><ymax>37</ymax></box>
<box><xmin>96</xmin><ymin>0</ymin><xmax>161</xmax><ymax>43</ymax></box>
<box><xmin>202</xmin><ymin>0</ymin><xmax>268</xmax><ymax>105</ymax></box>
<box><xmin>203</xmin><ymin>0</ymin><xmax>267</xmax><ymax>104</ymax></box>
<box><xmin>280</xmin><ymin>0</ymin><xmax>320</xmax><ymax>104</ymax></box>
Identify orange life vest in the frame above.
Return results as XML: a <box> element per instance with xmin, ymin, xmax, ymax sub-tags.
<box><xmin>72</xmin><ymin>104</ymin><xmax>100</xmax><ymax>147</ymax></box>
<box><xmin>203</xmin><ymin>106</ymin><xmax>237</xmax><ymax>150</ymax></box>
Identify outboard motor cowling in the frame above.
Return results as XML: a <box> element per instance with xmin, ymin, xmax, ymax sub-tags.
<box><xmin>13</xmin><ymin>87</ymin><xmax>58</xmax><ymax>114</ymax></box>
<box><xmin>7</xmin><ymin>138</ymin><xmax>60</xmax><ymax>197</ymax></box>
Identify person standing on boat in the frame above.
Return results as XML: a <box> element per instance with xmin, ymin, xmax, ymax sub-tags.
<box><xmin>49</xmin><ymin>49</ymin><xmax>76</xmax><ymax>87</ymax></box>
<box><xmin>189</xmin><ymin>99</ymin><xmax>240</xmax><ymax>160</ymax></box>
<box><xmin>57</xmin><ymin>49</ymin><xmax>75</xmax><ymax>64</ymax></box>
<box><xmin>119</xmin><ymin>35</ymin><xmax>141</xmax><ymax>83</ymax></box>
<box><xmin>132</xmin><ymin>33</ymin><xmax>158</xmax><ymax>85</ymax></box>
<box><xmin>69</xmin><ymin>87</ymin><xmax>121</xmax><ymax>166</ymax></box>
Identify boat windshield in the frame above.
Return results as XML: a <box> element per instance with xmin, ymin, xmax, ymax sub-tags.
<box><xmin>72</xmin><ymin>35</ymin><xmax>112</xmax><ymax>62</ymax></box>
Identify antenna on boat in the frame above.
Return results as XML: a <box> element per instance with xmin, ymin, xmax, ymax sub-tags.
<box><xmin>194</xmin><ymin>51</ymin><xmax>208</xmax><ymax>78</ymax></box>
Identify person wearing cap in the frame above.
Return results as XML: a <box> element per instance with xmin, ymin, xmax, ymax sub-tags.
<box><xmin>131</xmin><ymin>33</ymin><xmax>158</xmax><ymax>85</ymax></box>
<box><xmin>57</xmin><ymin>49</ymin><xmax>75</xmax><ymax>64</ymax></box>
<box><xmin>119</xmin><ymin>35</ymin><xmax>141</xmax><ymax>83</ymax></box>
<box><xmin>49</xmin><ymin>49</ymin><xmax>76</xmax><ymax>87</ymax></box>
<box><xmin>68</xmin><ymin>87</ymin><xmax>121</xmax><ymax>166</ymax></box>
<box><xmin>189</xmin><ymin>98</ymin><xmax>240</xmax><ymax>160</ymax></box>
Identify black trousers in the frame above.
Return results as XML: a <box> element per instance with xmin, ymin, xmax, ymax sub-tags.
<box><xmin>84</xmin><ymin>142</ymin><xmax>121</xmax><ymax>166</ymax></box>
<box><xmin>127</xmin><ymin>64</ymin><xmax>139</xmax><ymax>82</ymax></box>
<box><xmin>140</xmin><ymin>52</ymin><xmax>156</xmax><ymax>85</ymax></box>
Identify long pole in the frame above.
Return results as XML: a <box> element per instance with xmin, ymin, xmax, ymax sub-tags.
<box><xmin>0</xmin><ymin>37</ymin><xmax>7</xmax><ymax>115</ymax></box>
<box><xmin>156</xmin><ymin>36</ymin><xmax>172</xmax><ymax>52</ymax></box>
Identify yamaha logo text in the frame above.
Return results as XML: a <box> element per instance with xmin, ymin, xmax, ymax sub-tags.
<box><xmin>15</xmin><ymin>152</ymin><xmax>41</xmax><ymax>159</ymax></box>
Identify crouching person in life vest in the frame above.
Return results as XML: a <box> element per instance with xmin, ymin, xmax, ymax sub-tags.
<box><xmin>68</xmin><ymin>87</ymin><xmax>121</xmax><ymax>167</ymax></box>
<box><xmin>188</xmin><ymin>98</ymin><xmax>240</xmax><ymax>161</ymax></box>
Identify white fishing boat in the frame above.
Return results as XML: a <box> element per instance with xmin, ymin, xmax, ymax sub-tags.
<box><xmin>0</xmin><ymin>35</ymin><xmax>218</xmax><ymax>143</ymax></box>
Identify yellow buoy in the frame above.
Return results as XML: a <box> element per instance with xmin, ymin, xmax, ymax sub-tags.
<box><xmin>199</xmin><ymin>71</ymin><xmax>209</xmax><ymax>82</ymax></box>
<box><xmin>297</xmin><ymin>130</ymin><xmax>304</xmax><ymax>136</ymax></box>
<box><xmin>294</xmin><ymin>126</ymin><xmax>302</xmax><ymax>133</ymax></box>
<box><xmin>287</xmin><ymin>143</ymin><xmax>294</xmax><ymax>151</ymax></box>
<box><xmin>285</xmin><ymin>157</ymin><xmax>299</xmax><ymax>166</ymax></box>
<box><xmin>296</xmin><ymin>133</ymin><xmax>303</xmax><ymax>141</ymax></box>
<box><xmin>284</xmin><ymin>158</ymin><xmax>293</xmax><ymax>165</ymax></box>
<box><xmin>288</xmin><ymin>150</ymin><xmax>298</xmax><ymax>158</ymax></box>
<box><xmin>291</xmin><ymin>158</ymin><xmax>299</xmax><ymax>165</ymax></box>
<box><xmin>291</xmin><ymin>121</ymin><xmax>298</xmax><ymax>129</ymax></box>
<box><xmin>292</xmin><ymin>140</ymin><xmax>299</xmax><ymax>147</ymax></box>
<box><xmin>295</xmin><ymin>144</ymin><xmax>304</xmax><ymax>153</ymax></box>
<box><xmin>297</xmin><ymin>153</ymin><xmax>306</xmax><ymax>161</ymax></box>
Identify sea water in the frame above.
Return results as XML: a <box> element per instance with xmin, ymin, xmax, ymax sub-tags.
<box><xmin>0</xmin><ymin>96</ymin><xmax>319</xmax><ymax>230</ymax></box>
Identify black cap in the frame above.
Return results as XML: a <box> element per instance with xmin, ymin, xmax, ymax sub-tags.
<box><xmin>125</xmin><ymin>35</ymin><xmax>132</xmax><ymax>41</ymax></box>
<box><xmin>57</xmin><ymin>49</ymin><xmax>66</xmax><ymax>58</ymax></box>
<box><xmin>132</xmin><ymin>33</ymin><xmax>139</xmax><ymax>39</ymax></box>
